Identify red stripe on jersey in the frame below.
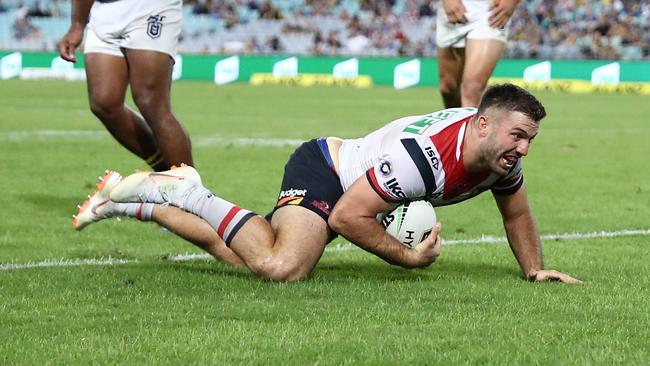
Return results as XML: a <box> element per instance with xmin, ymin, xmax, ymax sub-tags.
<box><xmin>429</xmin><ymin>117</ymin><xmax>467</xmax><ymax>199</ymax></box>
<box><xmin>218</xmin><ymin>206</ymin><xmax>242</xmax><ymax>238</ymax></box>
<box><xmin>429</xmin><ymin>116</ymin><xmax>472</xmax><ymax>169</ymax></box>
<box><xmin>429</xmin><ymin>116</ymin><xmax>490</xmax><ymax>200</ymax></box>
<box><xmin>366</xmin><ymin>168</ymin><xmax>400</xmax><ymax>203</ymax></box>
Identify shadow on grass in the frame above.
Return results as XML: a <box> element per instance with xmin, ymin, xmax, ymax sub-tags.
<box><xmin>317</xmin><ymin>259</ymin><xmax>520</xmax><ymax>282</ymax></box>
<box><xmin>159</xmin><ymin>260</ymin><xmax>253</xmax><ymax>280</ymax></box>
<box><xmin>18</xmin><ymin>193</ymin><xmax>81</xmax><ymax>216</ymax></box>
<box><xmin>437</xmin><ymin>257</ymin><xmax>521</xmax><ymax>280</ymax></box>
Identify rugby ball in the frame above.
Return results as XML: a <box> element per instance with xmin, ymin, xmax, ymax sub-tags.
<box><xmin>380</xmin><ymin>201</ymin><xmax>437</xmax><ymax>248</ymax></box>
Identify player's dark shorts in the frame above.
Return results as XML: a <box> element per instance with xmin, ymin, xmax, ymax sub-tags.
<box><xmin>267</xmin><ymin>138</ymin><xmax>343</xmax><ymax>234</ymax></box>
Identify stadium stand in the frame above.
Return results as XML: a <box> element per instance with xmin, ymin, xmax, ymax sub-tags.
<box><xmin>0</xmin><ymin>0</ymin><xmax>648</xmax><ymax>59</ymax></box>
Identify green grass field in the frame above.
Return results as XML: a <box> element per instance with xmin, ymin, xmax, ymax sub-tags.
<box><xmin>1</xmin><ymin>80</ymin><xmax>649</xmax><ymax>365</ymax></box>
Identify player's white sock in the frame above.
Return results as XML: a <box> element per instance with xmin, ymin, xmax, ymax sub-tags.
<box><xmin>124</xmin><ymin>202</ymin><xmax>154</xmax><ymax>221</ymax></box>
<box><xmin>109</xmin><ymin>202</ymin><xmax>155</xmax><ymax>221</ymax></box>
<box><xmin>182</xmin><ymin>186</ymin><xmax>256</xmax><ymax>246</ymax></box>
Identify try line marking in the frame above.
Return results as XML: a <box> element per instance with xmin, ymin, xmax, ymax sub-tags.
<box><xmin>2</xmin><ymin>229</ymin><xmax>648</xmax><ymax>271</ymax></box>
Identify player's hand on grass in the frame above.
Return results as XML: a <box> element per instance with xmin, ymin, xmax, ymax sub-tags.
<box><xmin>407</xmin><ymin>223</ymin><xmax>442</xmax><ymax>268</ymax></box>
<box><xmin>527</xmin><ymin>269</ymin><xmax>583</xmax><ymax>284</ymax></box>
<box><xmin>442</xmin><ymin>0</ymin><xmax>468</xmax><ymax>24</ymax></box>
<box><xmin>489</xmin><ymin>0</ymin><xmax>518</xmax><ymax>28</ymax></box>
<box><xmin>58</xmin><ymin>25</ymin><xmax>84</xmax><ymax>63</ymax></box>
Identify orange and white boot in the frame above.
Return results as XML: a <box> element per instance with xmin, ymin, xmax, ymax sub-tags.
<box><xmin>72</xmin><ymin>171</ymin><xmax>123</xmax><ymax>231</ymax></box>
<box><xmin>109</xmin><ymin>165</ymin><xmax>202</xmax><ymax>209</ymax></box>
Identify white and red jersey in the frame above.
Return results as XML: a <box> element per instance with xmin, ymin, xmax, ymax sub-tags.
<box><xmin>335</xmin><ymin>108</ymin><xmax>523</xmax><ymax>206</ymax></box>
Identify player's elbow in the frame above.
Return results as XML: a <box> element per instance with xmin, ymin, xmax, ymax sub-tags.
<box><xmin>328</xmin><ymin>207</ymin><xmax>351</xmax><ymax>234</ymax></box>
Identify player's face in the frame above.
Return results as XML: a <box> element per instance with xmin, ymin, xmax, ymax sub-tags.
<box><xmin>480</xmin><ymin>110</ymin><xmax>539</xmax><ymax>175</ymax></box>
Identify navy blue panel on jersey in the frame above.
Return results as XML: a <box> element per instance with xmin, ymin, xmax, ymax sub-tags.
<box><xmin>400</xmin><ymin>138</ymin><xmax>437</xmax><ymax>198</ymax></box>
<box><xmin>491</xmin><ymin>176</ymin><xmax>524</xmax><ymax>196</ymax></box>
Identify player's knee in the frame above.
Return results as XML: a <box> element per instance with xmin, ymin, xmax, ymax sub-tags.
<box><xmin>438</xmin><ymin>78</ymin><xmax>460</xmax><ymax>97</ymax></box>
<box><xmin>89</xmin><ymin>98</ymin><xmax>118</xmax><ymax>120</ymax></box>
<box><xmin>133</xmin><ymin>88</ymin><xmax>172</xmax><ymax>122</ymax></box>
<box><xmin>328</xmin><ymin>211</ymin><xmax>350</xmax><ymax>236</ymax></box>
<box><xmin>132</xmin><ymin>91</ymin><xmax>157</xmax><ymax>116</ymax></box>
<box><xmin>461</xmin><ymin>79</ymin><xmax>486</xmax><ymax>101</ymax></box>
<box><xmin>250</xmin><ymin>256</ymin><xmax>307</xmax><ymax>282</ymax></box>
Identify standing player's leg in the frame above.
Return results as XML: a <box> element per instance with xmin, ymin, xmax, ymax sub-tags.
<box><xmin>460</xmin><ymin>39</ymin><xmax>505</xmax><ymax>107</ymax></box>
<box><xmin>84</xmin><ymin>53</ymin><xmax>165</xmax><ymax>170</ymax></box>
<box><xmin>126</xmin><ymin>50</ymin><xmax>194</xmax><ymax>168</ymax></box>
<box><xmin>436</xmin><ymin>46</ymin><xmax>465</xmax><ymax>108</ymax></box>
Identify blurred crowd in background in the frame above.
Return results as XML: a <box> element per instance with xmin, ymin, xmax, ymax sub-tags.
<box><xmin>1</xmin><ymin>0</ymin><xmax>648</xmax><ymax>60</ymax></box>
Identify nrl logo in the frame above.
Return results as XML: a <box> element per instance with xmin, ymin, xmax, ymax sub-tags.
<box><xmin>146</xmin><ymin>15</ymin><xmax>165</xmax><ymax>38</ymax></box>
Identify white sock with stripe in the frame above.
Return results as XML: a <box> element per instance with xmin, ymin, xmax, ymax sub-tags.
<box><xmin>182</xmin><ymin>186</ymin><xmax>256</xmax><ymax>246</ymax></box>
<box><xmin>107</xmin><ymin>202</ymin><xmax>154</xmax><ymax>221</ymax></box>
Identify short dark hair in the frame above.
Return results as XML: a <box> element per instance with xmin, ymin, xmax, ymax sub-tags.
<box><xmin>477</xmin><ymin>83</ymin><xmax>546</xmax><ymax>122</ymax></box>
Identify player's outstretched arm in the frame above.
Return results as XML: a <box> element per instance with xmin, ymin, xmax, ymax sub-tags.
<box><xmin>493</xmin><ymin>185</ymin><xmax>582</xmax><ymax>284</ymax></box>
<box><xmin>58</xmin><ymin>0</ymin><xmax>94</xmax><ymax>62</ymax></box>
<box><xmin>329</xmin><ymin>177</ymin><xmax>441</xmax><ymax>269</ymax></box>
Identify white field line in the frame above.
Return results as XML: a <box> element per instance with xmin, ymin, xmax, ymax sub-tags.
<box><xmin>194</xmin><ymin>136</ymin><xmax>303</xmax><ymax>147</ymax></box>
<box><xmin>0</xmin><ymin>257</ymin><xmax>137</xmax><ymax>271</ymax></box>
<box><xmin>2</xmin><ymin>229</ymin><xmax>649</xmax><ymax>271</ymax></box>
<box><xmin>0</xmin><ymin>130</ymin><xmax>303</xmax><ymax>147</ymax></box>
<box><xmin>0</xmin><ymin>130</ymin><xmax>106</xmax><ymax>140</ymax></box>
<box><xmin>326</xmin><ymin>229</ymin><xmax>650</xmax><ymax>252</ymax></box>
